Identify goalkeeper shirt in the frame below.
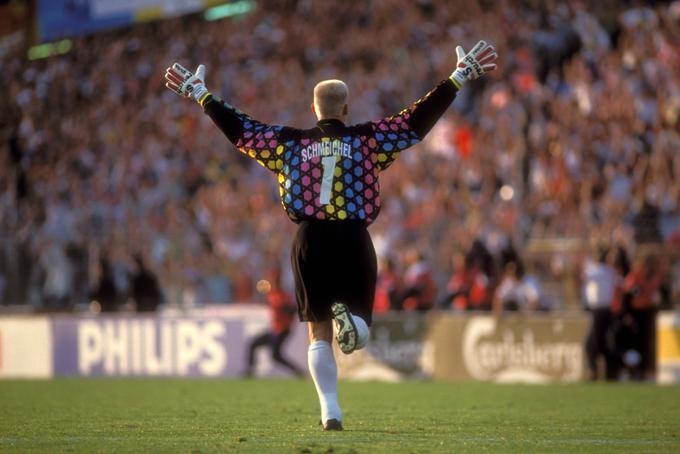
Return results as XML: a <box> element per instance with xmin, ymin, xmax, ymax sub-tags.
<box><xmin>202</xmin><ymin>78</ymin><xmax>458</xmax><ymax>225</ymax></box>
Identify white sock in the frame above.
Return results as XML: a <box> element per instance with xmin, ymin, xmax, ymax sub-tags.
<box><xmin>352</xmin><ymin>315</ymin><xmax>369</xmax><ymax>349</ymax></box>
<box><xmin>308</xmin><ymin>340</ymin><xmax>342</xmax><ymax>422</ymax></box>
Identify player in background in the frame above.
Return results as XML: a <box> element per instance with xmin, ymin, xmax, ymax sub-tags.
<box><xmin>165</xmin><ymin>40</ymin><xmax>497</xmax><ymax>430</ymax></box>
<box><xmin>245</xmin><ymin>266</ymin><xmax>304</xmax><ymax>378</ymax></box>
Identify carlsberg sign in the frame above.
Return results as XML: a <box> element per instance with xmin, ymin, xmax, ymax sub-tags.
<box><xmin>462</xmin><ymin>318</ymin><xmax>582</xmax><ymax>383</ymax></box>
<box><xmin>430</xmin><ymin>314</ymin><xmax>587</xmax><ymax>383</ymax></box>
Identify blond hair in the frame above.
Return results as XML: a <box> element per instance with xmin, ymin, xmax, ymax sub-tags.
<box><xmin>313</xmin><ymin>79</ymin><xmax>348</xmax><ymax>119</ymax></box>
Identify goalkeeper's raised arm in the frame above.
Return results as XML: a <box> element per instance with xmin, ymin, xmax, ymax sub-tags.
<box><xmin>366</xmin><ymin>40</ymin><xmax>497</xmax><ymax>170</ymax></box>
<box><xmin>165</xmin><ymin>62</ymin><xmax>296</xmax><ymax>172</ymax></box>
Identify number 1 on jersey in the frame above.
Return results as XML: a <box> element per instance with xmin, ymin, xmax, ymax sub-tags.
<box><xmin>319</xmin><ymin>156</ymin><xmax>337</xmax><ymax>205</ymax></box>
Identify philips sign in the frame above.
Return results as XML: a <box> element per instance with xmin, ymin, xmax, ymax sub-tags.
<box><xmin>76</xmin><ymin>319</ymin><xmax>226</xmax><ymax>376</ymax></box>
<box><xmin>53</xmin><ymin>317</ymin><xmax>245</xmax><ymax>377</ymax></box>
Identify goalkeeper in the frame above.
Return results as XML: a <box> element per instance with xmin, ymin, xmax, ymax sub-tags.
<box><xmin>165</xmin><ymin>40</ymin><xmax>497</xmax><ymax>431</ymax></box>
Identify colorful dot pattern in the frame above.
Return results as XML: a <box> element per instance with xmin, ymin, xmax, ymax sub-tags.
<box><xmin>224</xmin><ymin>103</ymin><xmax>420</xmax><ymax>225</ymax></box>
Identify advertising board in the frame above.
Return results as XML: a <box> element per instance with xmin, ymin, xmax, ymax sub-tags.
<box><xmin>0</xmin><ymin>317</ymin><xmax>52</xmax><ymax>378</ymax></box>
<box><xmin>339</xmin><ymin>313</ymin><xmax>588</xmax><ymax>383</ymax></box>
<box><xmin>657</xmin><ymin>312</ymin><xmax>680</xmax><ymax>384</ymax></box>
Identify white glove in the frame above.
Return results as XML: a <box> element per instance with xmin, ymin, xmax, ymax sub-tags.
<box><xmin>450</xmin><ymin>40</ymin><xmax>498</xmax><ymax>89</ymax></box>
<box><xmin>164</xmin><ymin>63</ymin><xmax>210</xmax><ymax>104</ymax></box>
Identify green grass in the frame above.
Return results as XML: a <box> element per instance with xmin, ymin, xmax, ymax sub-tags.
<box><xmin>0</xmin><ymin>379</ymin><xmax>679</xmax><ymax>453</ymax></box>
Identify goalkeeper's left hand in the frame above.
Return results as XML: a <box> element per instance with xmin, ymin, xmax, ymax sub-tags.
<box><xmin>164</xmin><ymin>63</ymin><xmax>211</xmax><ymax>104</ymax></box>
<box><xmin>450</xmin><ymin>40</ymin><xmax>498</xmax><ymax>89</ymax></box>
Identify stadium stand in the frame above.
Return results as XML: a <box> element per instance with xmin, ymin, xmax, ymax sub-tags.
<box><xmin>0</xmin><ymin>0</ymin><xmax>678</xmax><ymax>314</ymax></box>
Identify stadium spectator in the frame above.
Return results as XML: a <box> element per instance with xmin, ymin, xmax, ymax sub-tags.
<box><xmin>400</xmin><ymin>250</ymin><xmax>436</xmax><ymax>312</ymax></box>
<box><xmin>374</xmin><ymin>256</ymin><xmax>401</xmax><ymax>313</ymax></box>
<box><xmin>492</xmin><ymin>262</ymin><xmax>524</xmax><ymax>314</ymax></box>
<box><xmin>581</xmin><ymin>246</ymin><xmax>619</xmax><ymax>381</ymax></box>
<box><xmin>440</xmin><ymin>250</ymin><xmax>490</xmax><ymax>311</ymax></box>
<box><xmin>521</xmin><ymin>261</ymin><xmax>545</xmax><ymax>311</ymax></box>
<box><xmin>38</xmin><ymin>241</ymin><xmax>74</xmax><ymax>311</ymax></box>
<box><xmin>198</xmin><ymin>255</ymin><xmax>233</xmax><ymax>304</ymax></box>
<box><xmin>130</xmin><ymin>254</ymin><xmax>163</xmax><ymax>312</ymax></box>
<box><xmin>466</xmin><ymin>238</ymin><xmax>497</xmax><ymax>287</ymax></box>
<box><xmin>90</xmin><ymin>256</ymin><xmax>119</xmax><ymax>313</ymax></box>
<box><xmin>622</xmin><ymin>253</ymin><xmax>667</xmax><ymax>381</ymax></box>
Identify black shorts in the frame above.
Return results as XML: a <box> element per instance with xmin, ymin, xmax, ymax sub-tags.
<box><xmin>291</xmin><ymin>219</ymin><xmax>377</xmax><ymax>326</ymax></box>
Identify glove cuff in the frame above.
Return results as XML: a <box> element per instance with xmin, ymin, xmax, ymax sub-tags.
<box><xmin>449</xmin><ymin>70</ymin><xmax>465</xmax><ymax>89</ymax></box>
<box><xmin>198</xmin><ymin>91</ymin><xmax>212</xmax><ymax>107</ymax></box>
<box><xmin>191</xmin><ymin>84</ymin><xmax>209</xmax><ymax>104</ymax></box>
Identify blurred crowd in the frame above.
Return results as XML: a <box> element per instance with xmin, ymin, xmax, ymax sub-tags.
<box><xmin>0</xmin><ymin>0</ymin><xmax>678</xmax><ymax>314</ymax></box>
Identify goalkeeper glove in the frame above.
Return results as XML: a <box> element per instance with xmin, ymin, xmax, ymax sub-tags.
<box><xmin>450</xmin><ymin>40</ymin><xmax>498</xmax><ymax>89</ymax></box>
<box><xmin>164</xmin><ymin>63</ymin><xmax>211</xmax><ymax>105</ymax></box>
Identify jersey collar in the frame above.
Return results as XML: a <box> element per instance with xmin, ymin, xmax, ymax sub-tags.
<box><xmin>316</xmin><ymin>118</ymin><xmax>346</xmax><ymax>127</ymax></box>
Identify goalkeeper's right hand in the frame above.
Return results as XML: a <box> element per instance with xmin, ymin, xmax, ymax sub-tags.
<box><xmin>449</xmin><ymin>40</ymin><xmax>498</xmax><ymax>89</ymax></box>
<box><xmin>164</xmin><ymin>63</ymin><xmax>211</xmax><ymax>105</ymax></box>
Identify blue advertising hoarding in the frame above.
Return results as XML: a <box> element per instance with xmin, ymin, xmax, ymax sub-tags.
<box><xmin>48</xmin><ymin>310</ymin><xmax>308</xmax><ymax>378</ymax></box>
<box><xmin>37</xmin><ymin>0</ymin><xmax>223</xmax><ymax>42</ymax></box>
<box><xmin>38</xmin><ymin>0</ymin><xmax>133</xmax><ymax>42</ymax></box>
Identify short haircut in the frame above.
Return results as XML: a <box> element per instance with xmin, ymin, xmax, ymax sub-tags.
<box><xmin>313</xmin><ymin>79</ymin><xmax>348</xmax><ymax>119</ymax></box>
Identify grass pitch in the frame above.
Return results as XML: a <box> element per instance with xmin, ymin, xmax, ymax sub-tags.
<box><xmin>0</xmin><ymin>379</ymin><xmax>678</xmax><ymax>453</ymax></box>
